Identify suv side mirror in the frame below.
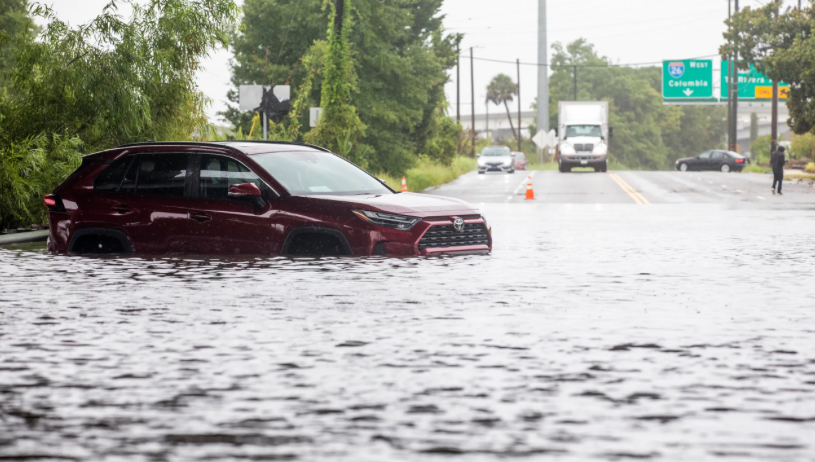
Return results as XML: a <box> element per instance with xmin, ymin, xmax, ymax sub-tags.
<box><xmin>228</xmin><ymin>182</ymin><xmax>261</xmax><ymax>198</ymax></box>
<box><xmin>228</xmin><ymin>183</ymin><xmax>265</xmax><ymax>210</ymax></box>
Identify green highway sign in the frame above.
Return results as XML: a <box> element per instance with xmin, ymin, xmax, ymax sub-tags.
<box><xmin>662</xmin><ymin>60</ymin><xmax>715</xmax><ymax>102</ymax></box>
<box><xmin>721</xmin><ymin>61</ymin><xmax>788</xmax><ymax>101</ymax></box>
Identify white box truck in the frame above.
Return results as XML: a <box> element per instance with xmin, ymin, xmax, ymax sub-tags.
<box><xmin>556</xmin><ymin>101</ymin><xmax>610</xmax><ymax>173</ymax></box>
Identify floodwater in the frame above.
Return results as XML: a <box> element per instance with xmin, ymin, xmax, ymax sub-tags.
<box><xmin>1</xmin><ymin>204</ymin><xmax>814</xmax><ymax>461</ymax></box>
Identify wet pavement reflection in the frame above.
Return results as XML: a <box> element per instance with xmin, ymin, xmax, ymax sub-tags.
<box><xmin>1</xmin><ymin>204</ymin><xmax>814</xmax><ymax>461</ymax></box>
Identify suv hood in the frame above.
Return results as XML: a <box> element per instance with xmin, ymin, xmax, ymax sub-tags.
<box><xmin>306</xmin><ymin>192</ymin><xmax>480</xmax><ymax>218</ymax></box>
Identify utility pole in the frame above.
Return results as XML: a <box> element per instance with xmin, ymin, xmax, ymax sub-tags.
<box><xmin>771</xmin><ymin>0</ymin><xmax>781</xmax><ymax>154</ymax></box>
<box><xmin>486</xmin><ymin>99</ymin><xmax>489</xmax><ymax>144</ymax></box>
<box><xmin>456</xmin><ymin>43</ymin><xmax>460</xmax><ymax>124</ymax></box>
<box><xmin>537</xmin><ymin>0</ymin><xmax>549</xmax><ymax>134</ymax></box>
<box><xmin>470</xmin><ymin>47</ymin><xmax>476</xmax><ymax>157</ymax></box>
<box><xmin>573</xmin><ymin>65</ymin><xmax>578</xmax><ymax>101</ymax></box>
<box><xmin>731</xmin><ymin>0</ymin><xmax>740</xmax><ymax>152</ymax></box>
<box><xmin>727</xmin><ymin>0</ymin><xmax>732</xmax><ymax>150</ymax></box>
<box><xmin>517</xmin><ymin>58</ymin><xmax>522</xmax><ymax>151</ymax></box>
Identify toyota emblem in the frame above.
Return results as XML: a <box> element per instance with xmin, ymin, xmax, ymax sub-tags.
<box><xmin>453</xmin><ymin>218</ymin><xmax>465</xmax><ymax>232</ymax></box>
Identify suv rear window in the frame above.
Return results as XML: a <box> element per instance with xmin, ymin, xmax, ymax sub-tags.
<box><xmin>94</xmin><ymin>156</ymin><xmax>133</xmax><ymax>191</ymax></box>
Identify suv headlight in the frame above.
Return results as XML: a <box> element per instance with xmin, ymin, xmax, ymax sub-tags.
<box><xmin>353</xmin><ymin>210</ymin><xmax>420</xmax><ymax>231</ymax></box>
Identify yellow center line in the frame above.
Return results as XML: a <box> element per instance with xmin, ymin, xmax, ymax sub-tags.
<box><xmin>609</xmin><ymin>173</ymin><xmax>650</xmax><ymax>205</ymax></box>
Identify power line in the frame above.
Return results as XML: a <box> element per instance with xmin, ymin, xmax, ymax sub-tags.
<box><xmin>462</xmin><ymin>54</ymin><xmax>722</xmax><ymax>69</ymax></box>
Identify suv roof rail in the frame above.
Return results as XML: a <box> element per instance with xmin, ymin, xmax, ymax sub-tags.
<box><xmin>116</xmin><ymin>140</ymin><xmax>331</xmax><ymax>153</ymax></box>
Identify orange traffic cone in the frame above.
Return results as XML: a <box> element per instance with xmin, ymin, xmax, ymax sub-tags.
<box><xmin>524</xmin><ymin>175</ymin><xmax>535</xmax><ymax>200</ymax></box>
<box><xmin>401</xmin><ymin>176</ymin><xmax>408</xmax><ymax>192</ymax></box>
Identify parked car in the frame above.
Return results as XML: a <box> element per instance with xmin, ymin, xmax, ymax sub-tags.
<box><xmin>477</xmin><ymin>146</ymin><xmax>514</xmax><ymax>174</ymax></box>
<box><xmin>675</xmin><ymin>150</ymin><xmax>747</xmax><ymax>173</ymax></box>
<box><xmin>512</xmin><ymin>152</ymin><xmax>528</xmax><ymax>170</ymax></box>
<box><xmin>45</xmin><ymin>142</ymin><xmax>491</xmax><ymax>257</ymax></box>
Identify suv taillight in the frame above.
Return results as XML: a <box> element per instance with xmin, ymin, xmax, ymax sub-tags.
<box><xmin>44</xmin><ymin>194</ymin><xmax>66</xmax><ymax>212</ymax></box>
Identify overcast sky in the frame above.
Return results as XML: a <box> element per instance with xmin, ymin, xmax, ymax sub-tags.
<box><xmin>46</xmin><ymin>0</ymin><xmax>798</xmax><ymax>123</ymax></box>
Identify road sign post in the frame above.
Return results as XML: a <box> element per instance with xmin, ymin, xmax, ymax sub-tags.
<box><xmin>662</xmin><ymin>60</ymin><xmax>715</xmax><ymax>103</ymax></box>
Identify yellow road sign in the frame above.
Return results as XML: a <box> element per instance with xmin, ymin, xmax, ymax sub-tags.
<box><xmin>755</xmin><ymin>86</ymin><xmax>789</xmax><ymax>99</ymax></box>
<box><xmin>755</xmin><ymin>86</ymin><xmax>773</xmax><ymax>99</ymax></box>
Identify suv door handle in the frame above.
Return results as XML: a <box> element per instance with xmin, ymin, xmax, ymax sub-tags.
<box><xmin>113</xmin><ymin>204</ymin><xmax>133</xmax><ymax>214</ymax></box>
<box><xmin>189</xmin><ymin>211</ymin><xmax>212</xmax><ymax>223</ymax></box>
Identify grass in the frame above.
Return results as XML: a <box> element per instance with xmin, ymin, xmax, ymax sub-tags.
<box><xmin>378</xmin><ymin>156</ymin><xmax>477</xmax><ymax>192</ymax></box>
<box><xmin>785</xmin><ymin>173</ymin><xmax>815</xmax><ymax>182</ymax></box>
<box><xmin>741</xmin><ymin>164</ymin><xmax>771</xmax><ymax>174</ymax></box>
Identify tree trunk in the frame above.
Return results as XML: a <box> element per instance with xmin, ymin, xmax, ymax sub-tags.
<box><xmin>503</xmin><ymin>101</ymin><xmax>518</xmax><ymax>142</ymax></box>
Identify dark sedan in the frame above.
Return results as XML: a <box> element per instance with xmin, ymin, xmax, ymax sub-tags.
<box><xmin>675</xmin><ymin>150</ymin><xmax>747</xmax><ymax>173</ymax></box>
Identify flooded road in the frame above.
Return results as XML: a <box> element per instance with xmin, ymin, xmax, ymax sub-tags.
<box><xmin>2</xmin><ymin>201</ymin><xmax>815</xmax><ymax>461</ymax></box>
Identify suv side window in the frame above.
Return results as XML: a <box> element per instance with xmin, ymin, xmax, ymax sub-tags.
<box><xmin>94</xmin><ymin>156</ymin><xmax>134</xmax><ymax>191</ymax></box>
<box><xmin>136</xmin><ymin>154</ymin><xmax>189</xmax><ymax>197</ymax></box>
<box><xmin>199</xmin><ymin>154</ymin><xmax>269</xmax><ymax>200</ymax></box>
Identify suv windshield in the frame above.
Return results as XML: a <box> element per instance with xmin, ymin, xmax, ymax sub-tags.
<box><xmin>565</xmin><ymin>125</ymin><xmax>602</xmax><ymax>138</ymax></box>
<box><xmin>481</xmin><ymin>146</ymin><xmax>511</xmax><ymax>157</ymax></box>
<box><xmin>252</xmin><ymin>151</ymin><xmax>391</xmax><ymax>196</ymax></box>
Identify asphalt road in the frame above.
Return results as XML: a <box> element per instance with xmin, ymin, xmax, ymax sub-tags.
<box><xmin>426</xmin><ymin>168</ymin><xmax>815</xmax><ymax>206</ymax></box>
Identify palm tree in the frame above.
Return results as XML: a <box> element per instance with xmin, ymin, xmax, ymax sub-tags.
<box><xmin>486</xmin><ymin>74</ymin><xmax>519</xmax><ymax>144</ymax></box>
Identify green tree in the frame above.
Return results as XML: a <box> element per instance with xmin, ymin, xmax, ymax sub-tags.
<box><xmin>547</xmin><ymin>39</ymin><xmax>725</xmax><ymax>169</ymax></box>
<box><xmin>721</xmin><ymin>4</ymin><xmax>815</xmax><ymax>134</ymax></box>
<box><xmin>0</xmin><ymin>0</ymin><xmax>238</xmax><ymax>229</ymax></box>
<box><xmin>486</xmin><ymin>73</ymin><xmax>519</xmax><ymax>144</ymax></box>
<box><xmin>0</xmin><ymin>0</ymin><xmax>36</xmax><ymax>87</ymax></box>
<box><xmin>304</xmin><ymin>0</ymin><xmax>365</xmax><ymax>165</ymax></box>
<box><xmin>225</xmin><ymin>0</ymin><xmax>459</xmax><ymax>174</ymax></box>
<box><xmin>750</xmin><ymin>112</ymin><xmax>759</xmax><ymax>144</ymax></box>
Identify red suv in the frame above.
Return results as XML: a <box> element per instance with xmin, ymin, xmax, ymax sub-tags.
<box><xmin>45</xmin><ymin>142</ymin><xmax>491</xmax><ymax>257</ymax></box>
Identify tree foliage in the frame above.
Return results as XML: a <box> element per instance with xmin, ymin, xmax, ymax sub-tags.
<box><xmin>721</xmin><ymin>4</ymin><xmax>815</xmax><ymax>134</ymax></box>
<box><xmin>224</xmin><ymin>0</ymin><xmax>459</xmax><ymax>174</ymax></box>
<box><xmin>0</xmin><ymin>0</ymin><xmax>36</xmax><ymax>87</ymax></box>
<box><xmin>546</xmin><ymin>39</ymin><xmax>726</xmax><ymax>170</ymax></box>
<box><xmin>0</xmin><ymin>0</ymin><xmax>238</xmax><ymax>229</ymax></box>
<box><xmin>304</xmin><ymin>0</ymin><xmax>366</xmax><ymax>166</ymax></box>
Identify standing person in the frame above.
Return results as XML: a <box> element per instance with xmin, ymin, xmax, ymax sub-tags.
<box><xmin>771</xmin><ymin>146</ymin><xmax>786</xmax><ymax>195</ymax></box>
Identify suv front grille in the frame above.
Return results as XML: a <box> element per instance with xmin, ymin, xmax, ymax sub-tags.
<box><xmin>418</xmin><ymin>223</ymin><xmax>491</xmax><ymax>251</ymax></box>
